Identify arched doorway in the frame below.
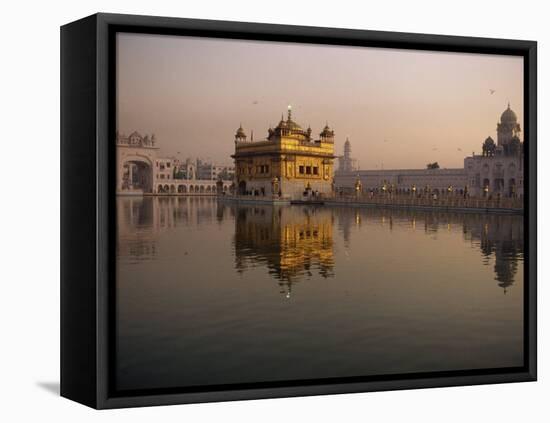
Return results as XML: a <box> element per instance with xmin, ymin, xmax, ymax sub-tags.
<box><xmin>121</xmin><ymin>159</ymin><xmax>153</xmax><ymax>193</ymax></box>
<box><xmin>238</xmin><ymin>181</ymin><xmax>246</xmax><ymax>195</ymax></box>
<box><xmin>200</xmin><ymin>186</ymin><xmax>205</xmax><ymax>193</ymax></box>
<box><xmin>493</xmin><ymin>178</ymin><xmax>504</xmax><ymax>193</ymax></box>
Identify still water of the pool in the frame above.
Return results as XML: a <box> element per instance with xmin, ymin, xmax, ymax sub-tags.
<box><xmin>116</xmin><ymin>196</ymin><xmax>523</xmax><ymax>391</ymax></box>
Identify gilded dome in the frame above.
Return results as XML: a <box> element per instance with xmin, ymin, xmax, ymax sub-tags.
<box><xmin>320</xmin><ymin>124</ymin><xmax>334</xmax><ymax>137</ymax></box>
<box><xmin>285</xmin><ymin>118</ymin><xmax>303</xmax><ymax>131</ymax></box>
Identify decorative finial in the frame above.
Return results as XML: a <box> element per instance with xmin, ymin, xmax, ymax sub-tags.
<box><xmin>287</xmin><ymin>104</ymin><xmax>292</xmax><ymax>121</ymax></box>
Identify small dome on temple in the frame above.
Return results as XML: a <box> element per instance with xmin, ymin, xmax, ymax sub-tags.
<box><xmin>320</xmin><ymin>123</ymin><xmax>334</xmax><ymax>137</ymax></box>
<box><xmin>500</xmin><ymin>103</ymin><xmax>518</xmax><ymax>124</ymax></box>
<box><xmin>484</xmin><ymin>136</ymin><xmax>495</xmax><ymax>145</ymax></box>
<box><xmin>235</xmin><ymin>124</ymin><xmax>246</xmax><ymax>138</ymax></box>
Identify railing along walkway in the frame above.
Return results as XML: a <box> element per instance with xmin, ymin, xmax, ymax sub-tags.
<box><xmin>324</xmin><ymin>194</ymin><xmax>523</xmax><ymax>213</ymax></box>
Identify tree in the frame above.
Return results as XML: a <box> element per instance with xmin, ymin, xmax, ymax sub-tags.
<box><xmin>426</xmin><ymin>162</ymin><xmax>440</xmax><ymax>169</ymax></box>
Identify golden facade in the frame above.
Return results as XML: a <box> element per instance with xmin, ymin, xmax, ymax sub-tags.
<box><xmin>232</xmin><ymin>107</ymin><xmax>335</xmax><ymax>200</ymax></box>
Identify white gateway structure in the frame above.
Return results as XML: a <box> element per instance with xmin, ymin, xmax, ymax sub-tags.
<box><xmin>116</xmin><ymin>131</ymin><xmax>231</xmax><ymax>195</ymax></box>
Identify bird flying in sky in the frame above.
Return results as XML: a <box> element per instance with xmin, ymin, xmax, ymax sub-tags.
<box><xmin>489</xmin><ymin>89</ymin><xmax>496</xmax><ymax>95</ymax></box>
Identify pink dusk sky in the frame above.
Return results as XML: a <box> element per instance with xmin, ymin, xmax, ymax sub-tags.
<box><xmin>116</xmin><ymin>32</ymin><xmax>523</xmax><ymax>169</ymax></box>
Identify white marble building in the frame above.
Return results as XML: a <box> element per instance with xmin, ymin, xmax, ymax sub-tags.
<box><xmin>463</xmin><ymin>104</ymin><xmax>524</xmax><ymax>198</ymax></box>
<box><xmin>335</xmin><ymin>105</ymin><xmax>524</xmax><ymax>198</ymax></box>
<box><xmin>116</xmin><ymin>131</ymin><xmax>233</xmax><ymax>195</ymax></box>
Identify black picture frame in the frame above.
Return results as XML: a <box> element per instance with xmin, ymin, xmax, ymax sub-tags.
<box><xmin>60</xmin><ymin>12</ymin><xmax>537</xmax><ymax>409</ymax></box>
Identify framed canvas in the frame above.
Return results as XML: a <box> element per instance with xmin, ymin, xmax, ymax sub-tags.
<box><xmin>60</xmin><ymin>13</ymin><xmax>537</xmax><ymax>409</ymax></box>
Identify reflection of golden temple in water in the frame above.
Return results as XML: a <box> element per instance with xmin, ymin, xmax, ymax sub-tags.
<box><xmin>231</xmin><ymin>206</ymin><xmax>335</xmax><ymax>297</ymax></box>
<box><xmin>117</xmin><ymin>197</ymin><xmax>523</xmax><ymax>294</ymax></box>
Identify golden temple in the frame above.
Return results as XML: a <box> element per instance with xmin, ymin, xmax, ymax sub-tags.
<box><xmin>232</xmin><ymin>106</ymin><xmax>335</xmax><ymax>200</ymax></box>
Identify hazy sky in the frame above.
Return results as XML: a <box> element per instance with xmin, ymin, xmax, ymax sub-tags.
<box><xmin>117</xmin><ymin>33</ymin><xmax>523</xmax><ymax>169</ymax></box>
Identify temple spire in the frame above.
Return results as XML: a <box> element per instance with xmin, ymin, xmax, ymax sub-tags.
<box><xmin>287</xmin><ymin>104</ymin><xmax>292</xmax><ymax>121</ymax></box>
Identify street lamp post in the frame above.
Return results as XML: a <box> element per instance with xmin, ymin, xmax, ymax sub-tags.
<box><xmin>354</xmin><ymin>177</ymin><xmax>362</xmax><ymax>198</ymax></box>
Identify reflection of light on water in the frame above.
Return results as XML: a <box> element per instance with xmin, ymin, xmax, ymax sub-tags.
<box><xmin>115</xmin><ymin>196</ymin><xmax>526</xmax><ymax>389</ymax></box>
<box><xmin>117</xmin><ymin>196</ymin><xmax>525</xmax><ymax>296</ymax></box>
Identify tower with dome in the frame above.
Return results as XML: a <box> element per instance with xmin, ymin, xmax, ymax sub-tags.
<box><xmin>338</xmin><ymin>137</ymin><xmax>357</xmax><ymax>173</ymax></box>
<box><xmin>464</xmin><ymin>103</ymin><xmax>524</xmax><ymax>198</ymax></box>
<box><xmin>334</xmin><ymin>104</ymin><xmax>524</xmax><ymax>200</ymax></box>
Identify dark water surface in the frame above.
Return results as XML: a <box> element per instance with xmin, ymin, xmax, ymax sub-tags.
<box><xmin>116</xmin><ymin>196</ymin><xmax>524</xmax><ymax>391</ymax></box>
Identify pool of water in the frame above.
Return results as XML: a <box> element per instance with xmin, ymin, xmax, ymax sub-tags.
<box><xmin>115</xmin><ymin>196</ymin><xmax>524</xmax><ymax>391</ymax></box>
